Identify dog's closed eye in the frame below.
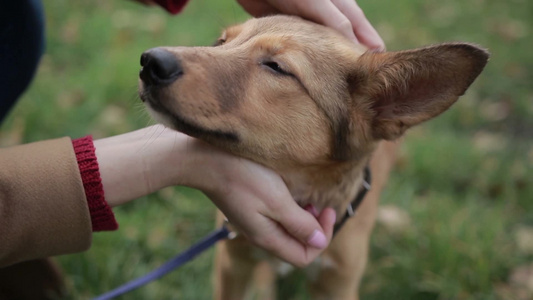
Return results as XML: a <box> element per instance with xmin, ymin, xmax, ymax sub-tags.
<box><xmin>261</xmin><ymin>61</ymin><xmax>292</xmax><ymax>76</ymax></box>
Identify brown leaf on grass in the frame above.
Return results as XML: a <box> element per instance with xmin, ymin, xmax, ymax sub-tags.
<box><xmin>514</xmin><ymin>226</ymin><xmax>533</xmax><ymax>255</ymax></box>
<box><xmin>495</xmin><ymin>282</ymin><xmax>532</xmax><ymax>300</ymax></box>
<box><xmin>91</xmin><ymin>105</ymin><xmax>130</xmax><ymax>138</ymax></box>
<box><xmin>112</xmin><ymin>10</ymin><xmax>136</xmax><ymax>30</ymax></box>
<box><xmin>508</xmin><ymin>263</ymin><xmax>533</xmax><ymax>299</ymax></box>
<box><xmin>426</xmin><ymin>3</ymin><xmax>459</xmax><ymax>28</ymax></box>
<box><xmin>144</xmin><ymin>13</ymin><xmax>167</xmax><ymax>35</ymax></box>
<box><xmin>511</xmin><ymin>160</ymin><xmax>528</xmax><ymax>181</ymax></box>
<box><xmin>504</xmin><ymin>63</ymin><xmax>527</xmax><ymax>80</ymax></box>
<box><xmin>57</xmin><ymin>89</ymin><xmax>85</xmax><ymax>110</ymax></box>
<box><xmin>489</xmin><ymin>19</ymin><xmax>529</xmax><ymax>42</ymax></box>
<box><xmin>158</xmin><ymin>187</ymin><xmax>177</xmax><ymax>202</ymax></box>
<box><xmin>147</xmin><ymin>228</ymin><xmax>167</xmax><ymax>249</ymax></box>
<box><xmin>124</xmin><ymin>226</ymin><xmax>139</xmax><ymax>240</ymax></box>
<box><xmin>473</xmin><ymin>131</ymin><xmax>507</xmax><ymax>153</ymax></box>
<box><xmin>377</xmin><ymin>205</ymin><xmax>412</xmax><ymax>235</ymax></box>
<box><xmin>480</xmin><ymin>100</ymin><xmax>511</xmax><ymax>122</ymax></box>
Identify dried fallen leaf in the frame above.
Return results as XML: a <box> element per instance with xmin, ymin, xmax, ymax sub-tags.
<box><xmin>514</xmin><ymin>226</ymin><xmax>533</xmax><ymax>255</ymax></box>
<box><xmin>480</xmin><ymin>100</ymin><xmax>511</xmax><ymax>122</ymax></box>
<box><xmin>112</xmin><ymin>10</ymin><xmax>136</xmax><ymax>29</ymax></box>
<box><xmin>473</xmin><ymin>131</ymin><xmax>507</xmax><ymax>153</ymax></box>
<box><xmin>509</xmin><ymin>263</ymin><xmax>533</xmax><ymax>296</ymax></box>
<box><xmin>144</xmin><ymin>13</ymin><xmax>167</xmax><ymax>34</ymax></box>
<box><xmin>98</xmin><ymin>105</ymin><xmax>128</xmax><ymax>129</ymax></box>
<box><xmin>158</xmin><ymin>186</ymin><xmax>177</xmax><ymax>202</ymax></box>
<box><xmin>491</xmin><ymin>19</ymin><xmax>529</xmax><ymax>42</ymax></box>
<box><xmin>495</xmin><ymin>282</ymin><xmax>532</xmax><ymax>300</ymax></box>
<box><xmin>377</xmin><ymin>205</ymin><xmax>411</xmax><ymax>235</ymax></box>
<box><xmin>57</xmin><ymin>89</ymin><xmax>85</xmax><ymax>110</ymax></box>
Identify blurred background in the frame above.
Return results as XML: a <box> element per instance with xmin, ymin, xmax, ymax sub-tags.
<box><xmin>0</xmin><ymin>0</ymin><xmax>531</xmax><ymax>299</ymax></box>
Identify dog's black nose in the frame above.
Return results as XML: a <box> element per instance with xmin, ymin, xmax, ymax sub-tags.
<box><xmin>140</xmin><ymin>48</ymin><xmax>182</xmax><ymax>85</ymax></box>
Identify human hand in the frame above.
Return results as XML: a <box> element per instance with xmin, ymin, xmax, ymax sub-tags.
<box><xmin>236</xmin><ymin>0</ymin><xmax>384</xmax><ymax>51</ymax></box>
<box><xmin>96</xmin><ymin>125</ymin><xmax>335</xmax><ymax>266</ymax></box>
<box><xmin>178</xmin><ymin>137</ymin><xmax>337</xmax><ymax>267</ymax></box>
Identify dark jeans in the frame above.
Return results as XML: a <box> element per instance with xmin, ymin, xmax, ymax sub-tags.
<box><xmin>0</xmin><ymin>0</ymin><xmax>45</xmax><ymax>124</ymax></box>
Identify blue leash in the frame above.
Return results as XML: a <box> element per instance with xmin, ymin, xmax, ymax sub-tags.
<box><xmin>92</xmin><ymin>226</ymin><xmax>233</xmax><ymax>300</ymax></box>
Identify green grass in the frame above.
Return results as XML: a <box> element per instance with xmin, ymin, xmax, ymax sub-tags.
<box><xmin>1</xmin><ymin>0</ymin><xmax>532</xmax><ymax>299</ymax></box>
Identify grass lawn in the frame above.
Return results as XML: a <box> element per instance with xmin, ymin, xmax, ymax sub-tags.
<box><xmin>1</xmin><ymin>0</ymin><xmax>532</xmax><ymax>299</ymax></box>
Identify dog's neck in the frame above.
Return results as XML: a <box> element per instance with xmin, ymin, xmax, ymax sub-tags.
<box><xmin>280</xmin><ymin>156</ymin><xmax>371</xmax><ymax>217</ymax></box>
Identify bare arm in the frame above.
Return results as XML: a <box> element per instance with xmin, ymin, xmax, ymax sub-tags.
<box><xmin>94</xmin><ymin>125</ymin><xmax>335</xmax><ymax>266</ymax></box>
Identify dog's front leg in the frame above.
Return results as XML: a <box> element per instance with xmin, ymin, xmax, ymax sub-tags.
<box><xmin>307</xmin><ymin>141</ymin><xmax>398</xmax><ymax>300</ymax></box>
<box><xmin>213</xmin><ymin>238</ymin><xmax>254</xmax><ymax>300</ymax></box>
<box><xmin>213</xmin><ymin>211</ymin><xmax>276</xmax><ymax>300</ymax></box>
<box><xmin>307</xmin><ymin>205</ymin><xmax>376</xmax><ymax>300</ymax></box>
<box><xmin>214</xmin><ymin>236</ymin><xmax>275</xmax><ymax>300</ymax></box>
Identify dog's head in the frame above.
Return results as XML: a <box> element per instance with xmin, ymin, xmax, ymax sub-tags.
<box><xmin>139</xmin><ymin>16</ymin><xmax>488</xmax><ymax>170</ymax></box>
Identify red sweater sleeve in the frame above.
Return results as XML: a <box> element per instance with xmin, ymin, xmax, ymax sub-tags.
<box><xmin>72</xmin><ymin>136</ymin><xmax>118</xmax><ymax>232</ymax></box>
<box><xmin>153</xmin><ymin>0</ymin><xmax>189</xmax><ymax>14</ymax></box>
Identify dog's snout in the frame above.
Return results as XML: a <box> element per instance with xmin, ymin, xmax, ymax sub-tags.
<box><xmin>139</xmin><ymin>48</ymin><xmax>182</xmax><ymax>86</ymax></box>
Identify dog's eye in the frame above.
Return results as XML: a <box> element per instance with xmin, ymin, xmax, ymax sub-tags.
<box><xmin>213</xmin><ymin>38</ymin><xmax>226</xmax><ymax>47</ymax></box>
<box><xmin>262</xmin><ymin>61</ymin><xmax>291</xmax><ymax>76</ymax></box>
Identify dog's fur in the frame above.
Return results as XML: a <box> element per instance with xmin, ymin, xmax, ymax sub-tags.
<box><xmin>140</xmin><ymin>16</ymin><xmax>488</xmax><ymax>300</ymax></box>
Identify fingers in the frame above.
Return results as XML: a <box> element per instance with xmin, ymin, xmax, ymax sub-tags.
<box><xmin>273</xmin><ymin>202</ymin><xmax>335</xmax><ymax>249</ymax></box>
<box><xmin>317</xmin><ymin>207</ymin><xmax>337</xmax><ymax>242</ymax></box>
<box><xmin>332</xmin><ymin>0</ymin><xmax>385</xmax><ymax>50</ymax></box>
<box><xmin>290</xmin><ymin>0</ymin><xmax>360</xmax><ymax>43</ymax></box>
<box><xmin>306</xmin><ymin>0</ymin><xmax>384</xmax><ymax>50</ymax></box>
<box><xmin>249</xmin><ymin>220</ymin><xmax>312</xmax><ymax>267</ymax></box>
<box><xmin>248</xmin><ymin>208</ymin><xmax>336</xmax><ymax>267</ymax></box>
<box><xmin>237</xmin><ymin>0</ymin><xmax>385</xmax><ymax>50</ymax></box>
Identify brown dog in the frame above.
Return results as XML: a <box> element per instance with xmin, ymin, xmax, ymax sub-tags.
<box><xmin>139</xmin><ymin>15</ymin><xmax>488</xmax><ymax>300</ymax></box>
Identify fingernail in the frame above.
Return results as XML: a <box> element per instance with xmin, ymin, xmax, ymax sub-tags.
<box><xmin>307</xmin><ymin>230</ymin><xmax>327</xmax><ymax>249</ymax></box>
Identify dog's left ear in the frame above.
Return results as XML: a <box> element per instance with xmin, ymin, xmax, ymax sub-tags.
<box><xmin>353</xmin><ymin>43</ymin><xmax>489</xmax><ymax>140</ymax></box>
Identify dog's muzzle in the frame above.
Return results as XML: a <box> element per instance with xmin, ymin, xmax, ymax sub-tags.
<box><xmin>139</xmin><ymin>48</ymin><xmax>183</xmax><ymax>90</ymax></box>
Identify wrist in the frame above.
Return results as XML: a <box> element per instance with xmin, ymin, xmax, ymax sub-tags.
<box><xmin>94</xmin><ymin>125</ymin><xmax>237</xmax><ymax>204</ymax></box>
<box><xmin>143</xmin><ymin>127</ymin><xmax>195</xmax><ymax>190</ymax></box>
<box><xmin>94</xmin><ymin>125</ymin><xmax>183</xmax><ymax>206</ymax></box>
<box><xmin>155</xmin><ymin>131</ymin><xmax>239</xmax><ymax>197</ymax></box>
<box><xmin>73</xmin><ymin>136</ymin><xmax>118</xmax><ymax>231</ymax></box>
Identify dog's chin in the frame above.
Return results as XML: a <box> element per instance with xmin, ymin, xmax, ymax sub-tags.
<box><xmin>145</xmin><ymin>105</ymin><xmax>175</xmax><ymax>129</ymax></box>
<box><xmin>142</xmin><ymin>93</ymin><xmax>240</xmax><ymax>144</ymax></box>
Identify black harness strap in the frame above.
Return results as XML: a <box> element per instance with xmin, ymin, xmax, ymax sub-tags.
<box><xmin>333</xmin><ymin>166</ymin><xmax>371</xmax><ymax>235</ymax></box>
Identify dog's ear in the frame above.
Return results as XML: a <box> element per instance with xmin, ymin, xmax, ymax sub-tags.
<box><xmin>353</xmin><ymin>43</ymin><xmax>489</xmax><ymax>140</ymax></box>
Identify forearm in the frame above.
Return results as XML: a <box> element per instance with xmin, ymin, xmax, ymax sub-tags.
<box><xmin>94</xmin><ymin>125</ymin><xmax>210</xmax><ymax>207</ymax></box>
<box><xmin>94</xmin><ymin>125</ymin><xmax>334</xmax><ymax>266</ymax></box>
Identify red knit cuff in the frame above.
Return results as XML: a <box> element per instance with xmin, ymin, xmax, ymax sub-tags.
<box><xmin>153</xmin><ymin>0</ymin><xmax>189</xmax><ymax>14</ymax></box>
<box><xmin>72</xmin><ymin>136</ymin><xmax>118</xmax><ymax>231</ymax></box>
